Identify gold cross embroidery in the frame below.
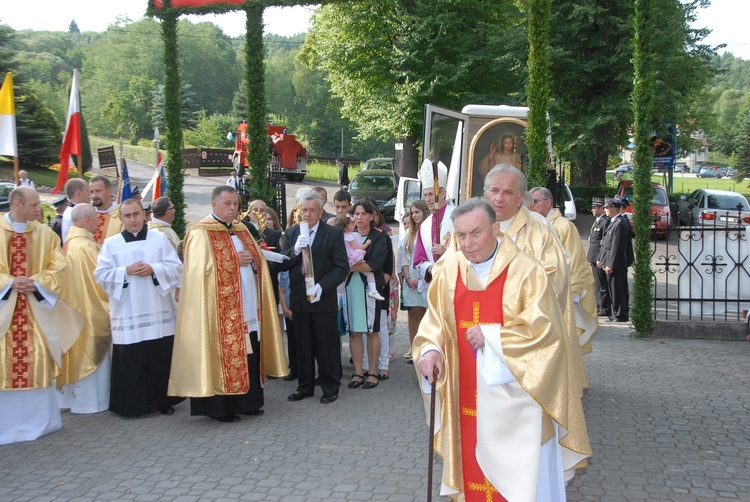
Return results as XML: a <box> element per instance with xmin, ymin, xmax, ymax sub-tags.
<box><xmin>468</xmin><ymin>477</ymin><xmax>499</xmax><ymax>502</ymax></box>
<box><xmin>458</xmin><ymin>302</ymin><xmax>482</xmax><ymax>329</ymax></box>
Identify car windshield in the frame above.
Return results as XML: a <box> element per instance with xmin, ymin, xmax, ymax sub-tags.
<box><xmin>706</xmin><ymin>194</ymin><xmax>749</xmax><ymax>211</ymax></box>
<box><xmin>364</xmin><ymin>160</ymin><xmax>394</xmax><ymax>170</ymax></box>
<box><xmin>621</xmin><ymin>186</ymin><xmax>668</xmax><ymax>206</ymax></box>
<box><xmin>351</xmin><ymin>174</ymin><xmax>395</xmax><ymax>190</ymax></box>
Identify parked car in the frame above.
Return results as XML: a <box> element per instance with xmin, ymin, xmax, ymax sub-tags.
<box><xmin>349</xmin><ymin>169</ymin><xmax>398</xmax><ymax>220</ymax></box>
<box><xmin>691</xmin><ymin>165</ymin><xmax>702</xmax><ymax>174</ymax></box>
<box><xmin>613</xmin><ymin>164</ymin><xmax>631</xmax><ymax>178</ymax></box>
<box><xmin>676</xmin><ymin>189</ymin><xmax>750</xmax><ymax>227</ymax></box>
<box><xmin>616</xmin><ymin>180</ymin><xmax>671</xmax><ymax>238</ymax></box>
<box><xmin>0</xmin><ymin>182</ymin><xmax>15</xmax><ymax>202</ymax></box>
<box><xmin>717</xmin><ymin>167</ymin><xmax>729</xmax><ymax>177</ymax></box>
<box><xmin>697</xmin><ymin>166</ymin><xmax>723</xmax><ymax>179</ymax></box>
<box><xmin>562</xmin><ymin>184</ymin><xmax>577</xmax><ymax>222</ymax></box>
<box><xmin>726</xmin><ymin>167</ymin><xmax>738</xmax><ymax>178</ymax></box>
<box><xmin>362</xmin><ymin>157</ymin><xmax>396</xmax><ymax>171</ymax></box>
<box><xmin>674</xmin><ymin>163</ymin><xmax>687</xmax><ymax>173</ymax></box>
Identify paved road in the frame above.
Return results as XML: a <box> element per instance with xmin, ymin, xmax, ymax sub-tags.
<box><xmin>20</xmin><ymin>170</ymin><xmax>750</xmax><ymax>501</ymax></box>
<box><xmin>1</xmin><ymin>322</ymin><xmax>748</xmax><ymax>501</ymax></box>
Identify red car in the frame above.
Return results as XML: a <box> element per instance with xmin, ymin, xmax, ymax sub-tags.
<box><xmin>616</xmin><ymin>180</ymin><xmax>672</xmax><ymax>238</ymax></box>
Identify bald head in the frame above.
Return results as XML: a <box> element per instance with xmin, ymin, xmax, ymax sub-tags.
<box><xmin>65</xmin><ymin>178</ymin><xmax>89</xmax><ymax>204</ymax></box>
<box><xmin>9</xmin><ymin>187</ymin><xmax>40</xmax><ymax>223</ymax></box>
<box><xmin>72</xmin><ymin>203</ymin><xmax>98</xmax><ymax>234</ymax></box>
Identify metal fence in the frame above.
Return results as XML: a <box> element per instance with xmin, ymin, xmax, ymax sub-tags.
<box><xmin>651</xmin><ymin>211</ymin><xmax>750</xmax><ymax>321</ymax></box>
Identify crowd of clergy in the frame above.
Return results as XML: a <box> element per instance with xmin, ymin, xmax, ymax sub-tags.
<box><xmin>1</xmin><ymin>161</ymin><xmax>631</xmax><ymax>501</ymax></box>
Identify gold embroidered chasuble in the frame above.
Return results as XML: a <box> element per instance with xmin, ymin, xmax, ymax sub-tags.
<box><xmin>57</xmin><ymin>226</ymin><xmax>111</xmax><ymax>387</ymax></box>
<box><xmin>546</xmin><ymin>209</ymin><xmax>598</xmax><ymax>350</ymax></box>
<box><xmin>413</xmin><ymin>238</ymin><xmax>591</xmax><ymax>502</ymax></box>
<box><xmin>504</xmin><ymin>207</ymin><xmax>587</xmax><ymax>391</ymax></box>
<box><xmin>148</xmin><ymin>220</ymin><xmax>181</xmax><ymax>252</ymax></box>
<box><xmin>168</xmin><ymin>217</ymin><xmax>287</xmax><ymax>397</ymax></box>
<box><xmin>94</xmin><ymin>204</ymin><xmax>124</xmax><ymax>245</ymax></box>
<box><xmin>0</xmin><ymin>219</ymin><xmax>83</xmax><ymax>390</ymax></box>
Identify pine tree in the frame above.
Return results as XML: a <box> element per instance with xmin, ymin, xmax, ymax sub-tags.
<box><xmin>68</xmin><ymin>20</ymin><xmax>80</xmax><ymax>34</ymax></box>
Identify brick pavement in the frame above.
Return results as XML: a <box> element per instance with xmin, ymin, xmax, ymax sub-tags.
<box><xmin>1</xmin><ymin>319</ymin><xmax>749</xmax><ymax>501</ymax></box>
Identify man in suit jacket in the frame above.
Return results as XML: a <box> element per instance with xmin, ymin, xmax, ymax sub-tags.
<box><xmin>598</xmin><ymin>197</ymin><xmax>634</xmax><ymax>322</ymax></box>
<box><xmin>587</xmin><ymin>197</ymin><xmax>611</xmax><ymax>316</ymax></box>
<box><xmin>282</xmin><ymin>193</ymin><xmax>349</xmax><ymax>404</ymax></box>
<box><xmin>336</xmin><ymin>159</ymin><xmax>349</xmax><ymax>191</ymax></box>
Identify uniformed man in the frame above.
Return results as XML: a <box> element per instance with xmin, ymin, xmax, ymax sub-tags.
<box><xmin>587</xmin><ymin>197</ymin><xmax>611</xmax><ymax>316</ymax></box>
<box><xmin>598</xmin><ymin>197</ymin><xmax>634</xmax><ymax>322</ymax></box>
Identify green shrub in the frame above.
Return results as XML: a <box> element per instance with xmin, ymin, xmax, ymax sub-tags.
<box><xmin>570</xmin><ymin>184</ymin><xmax>617</xmax><ymax>214</ymax></box>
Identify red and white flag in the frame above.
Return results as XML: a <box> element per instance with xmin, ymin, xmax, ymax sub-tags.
<box><xmin>53</xmin><ymin>69</ymin><xmax>81</xmax><ymax>194</ymax></box>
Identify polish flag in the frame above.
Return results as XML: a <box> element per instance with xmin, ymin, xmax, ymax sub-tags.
<box><xmin>53</xmin><ymin>69</ymin><xmax>81</xmax><ymax>194</ymax></box>
<box><xmin>153</xmin><ymin>152</ymin><xmax>167</xmax><ymax>200</ymax></box>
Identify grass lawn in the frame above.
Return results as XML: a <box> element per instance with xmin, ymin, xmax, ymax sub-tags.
<box><xmin>306</xmin><ymin>161</ymin><xmax>361</xmax><ymax>182</ymax></box>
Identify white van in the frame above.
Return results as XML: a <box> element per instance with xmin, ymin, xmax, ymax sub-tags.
<box><xmin>396</xmin><ymin>104</ymin><xmax>572</xmax><ymax>231</ymax></box>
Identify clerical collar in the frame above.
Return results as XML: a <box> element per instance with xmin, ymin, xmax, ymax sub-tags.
<box><xmin>470</xmin><ymin>239</ymin><xmax>500</xmax><ymax>265</ymax></box>
<box><xmin>468</xmin><ymin>238</ymin><xmax>501</xmax><ymax>285</ymax></box>
<box><xmin>96</xmin><ymin>202</ymin><xmax>116</xmax><ymax>214</ymax></box>
<box><xmin>121</xmin><ymin>226</ymin><xmax>148</xmax><ymax>242</ymax></box>
<box><xmin>212</xmin><ymin>213</ymin><xmax>233</xmax><ymax>229</ymax></box>
<box><xmin>5</xmin><ymin>213</ymin><xmax>28</xmax><ymax>233</ymax></box>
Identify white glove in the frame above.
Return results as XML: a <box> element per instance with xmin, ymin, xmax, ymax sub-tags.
<box><xmin>309</xmin><ymin>283</ymin><xmax>323</xmax><ymax>303</ymax></box>
<box><xmin>294</xmin><ymin>233</ymin><xmax>310</xmax><ymax>255</ymax></box>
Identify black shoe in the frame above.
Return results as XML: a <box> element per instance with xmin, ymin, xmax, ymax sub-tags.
<box><xmin>244</xmin><ymin>409</ymin><xmax>265</xmax><ymax>416</ymax></box>
<box><xmin>615</xmin><ymin>317</ymin><xmax>629</xmax><ymax>322</ymax></box>
<box><xmin>287</xmin><ymin>391</ymin><xmax>312</xmax><ymax>402</ymax></box>
<box><xmin>320</xmin><ymin>394</ymin><xmax>338</xmax><ymax>404</ymax></box>
<box><xmin>216</xmin><ymin>414</ymin><xmax>240</xmax><ymax>423</ymax></box>
<box><xmin>283</xmin><ymin>374</ymin><xmax>297</xmax><ymax>382</ymax></box>
<box><xmin>160</xmin><ymin>406</ymin><xmax>175</xmax><ymax>415</ymax></box>
<box><xmin>363</xmin><ymin>374</ymin><xmax>379</xmax><ymax>389</ymax></box>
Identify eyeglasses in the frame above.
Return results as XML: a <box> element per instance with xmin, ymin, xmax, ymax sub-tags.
<box><xmin>532</xmin><ymin>198</ymin><xmax>548</xmax><ymax>204</ymax></box>
<box><xmin>168</xmin><ymin>206</ymin><xmax>175</xmax><ymax>210</ymax></box>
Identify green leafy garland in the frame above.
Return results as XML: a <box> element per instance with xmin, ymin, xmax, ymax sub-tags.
<box><xmin>525</xmin><ymin>0</ymin><xmax>551</xmax><ymax>190</ymax></box>
<box><xmin>244</xmin><ymin>3</ymin><xmax>274</xmax><ymax>202</ymax></box>
<box><xmin>630</xmin><ymin>0</ymin><xmax>655</xmax><ymax>336</ymax></box>
<box><xmin>158</xmin><ymin>0</ymin><xmax>187</xmax><ymax>237</ymax></box>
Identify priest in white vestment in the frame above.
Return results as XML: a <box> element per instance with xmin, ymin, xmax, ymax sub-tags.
<box><xmin>94</xmin><ymin>199</ymin><xmax>183</xmax><ymax>417</ymax></box>
<box><xmin>414</xmin><ymin>198</ymin><xmax>591</xmax><ymax>502</ymax></box>
<box><xmin>0</xmin><ymin>187</ymin><xmax>84</xmax><ymax>445</ymax></box>
<box><xmin>57</xmin><ymin>204</ymin><xmax>112</xmax><ymax>414</ymax></box>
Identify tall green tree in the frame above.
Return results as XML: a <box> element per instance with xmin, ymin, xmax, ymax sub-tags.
<box><xmin>549</xmin><ymin>0</ymin><xmax>634</xmax><ymax>185</ymax></box>
<box><xmin>301</xmin><ymin>0</ymin><xmax>521</xmax><ymax>177</ymax></box>
<box><xmin>0</xmin><ymin>24</ymin><xmax>62</xmax><ymax>167</ymax></box>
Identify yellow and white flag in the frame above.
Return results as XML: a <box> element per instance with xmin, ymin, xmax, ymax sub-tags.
<box><xmin>0</xmin><ymin>72</ymin><xmax>17</xmax><ymax>157</ymax></box>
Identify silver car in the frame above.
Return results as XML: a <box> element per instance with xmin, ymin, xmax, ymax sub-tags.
<box><xmin>676</xmin><ymin>189</ymin><xmax>750</xmax><ymax>227</ymax></box>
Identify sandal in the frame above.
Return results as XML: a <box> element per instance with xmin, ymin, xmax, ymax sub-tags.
<box><xmin>378</xmin><ymin>372</ymin><xmax>389</xmax><ymax>381</ymax></box>
<box><xmin>348</xmin><ymin>374</ymin><xmax>365</xmax><ymax>389</ymax></box>
<box><xmin>363</xmin><ymin>373</ymin><xmax>379</xmax><ymax>389</ymax></box>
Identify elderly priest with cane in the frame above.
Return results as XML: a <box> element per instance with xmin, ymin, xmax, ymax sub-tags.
<box><xmin>414</xmin><ymin>198</ymin><xmax>591</xmax><ymax>502</ymax></box>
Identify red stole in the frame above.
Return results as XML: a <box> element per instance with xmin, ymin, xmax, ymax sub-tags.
<box><xmin>454</xmin><ymin>265</ymin><xmax>509</xmax><ymax>502</ymax></box>
<box><xmin>94</xmin><ymin>212</ymin><xmax>109</xmax><ymax>244</ymax></box>
<box><xmin>205</xmin><ymin>224</ymin><xmax>263</xmax><ymax>394</ymax></box>
<box><xmin>7</xmin><ymin>232</ymin><xmax>34</xmax><ymax>388</ymax></box>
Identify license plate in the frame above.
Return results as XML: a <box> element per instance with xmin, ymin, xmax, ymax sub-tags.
<box><xmin>650</xmin><ymin>224</ymin><xmax>656</xmax><ymax>229</ymax></box>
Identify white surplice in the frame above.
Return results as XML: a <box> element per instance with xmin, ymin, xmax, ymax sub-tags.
<box><xmin>94</xmin><ymin>230</ymin><xmax>182</xmax><ymax>345</ymax></box>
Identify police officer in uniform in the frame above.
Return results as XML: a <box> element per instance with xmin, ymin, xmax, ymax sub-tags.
<box><xmin>598</xmin><ymin>197</ymin><xmax>634</xmax><ymax>322</ymax></box>
<box><xmin>587</xmin><ymin>197</ymin><xmax>611</xmax><ymax>316</ymax></box>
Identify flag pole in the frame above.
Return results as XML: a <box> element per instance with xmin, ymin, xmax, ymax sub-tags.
<box><xmin>13</xmin><ymin>157</ymin><xmax>19</xmax><ymax>185</ymax></box>
<box><xmin>116</xmin><ymin>135</ymin><xmax>124</xmax><ymax>203</ymax></box>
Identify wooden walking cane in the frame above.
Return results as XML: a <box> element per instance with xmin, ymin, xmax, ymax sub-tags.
<box><xmin>427</xmin><ymin>367</ymin><xmax>438</xmax><ymax>502</ymax></box>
